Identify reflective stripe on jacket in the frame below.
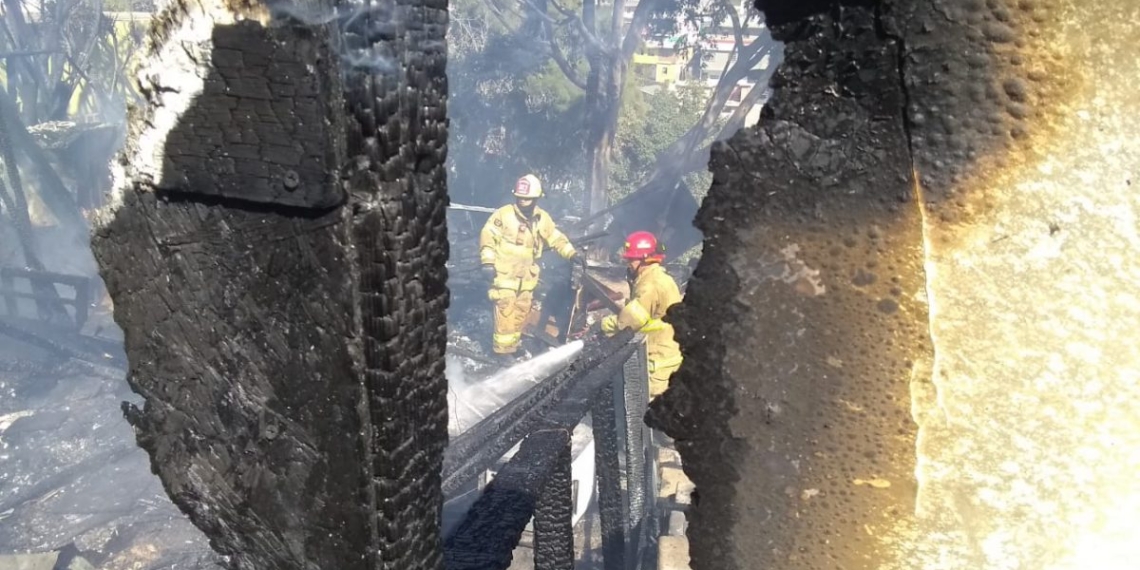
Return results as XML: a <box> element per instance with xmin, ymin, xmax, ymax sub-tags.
<box><xmin>616</xmin><ymin>263</ymin><xmax>683</xmax><ymax>371</ymax></box>
<box><xmin>479</xmin><ymin>204</ymin><xmax>576</xmax><ymax>291</ymax></box>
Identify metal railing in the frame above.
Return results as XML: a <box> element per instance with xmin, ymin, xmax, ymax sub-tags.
<box><xmin>443</xmin><ymin>330</ymin><xmax>658</xmax><ymax>570</ymax></box>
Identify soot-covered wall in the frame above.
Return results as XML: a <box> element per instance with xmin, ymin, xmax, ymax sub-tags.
<box><xmin>648</xmin><ymin>0</ymin><xmax>1070</xmax><ymax>568</ymax></box>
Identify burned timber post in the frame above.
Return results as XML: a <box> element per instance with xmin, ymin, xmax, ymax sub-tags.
<box><xmin>89</xmin><ymin>0</ymin><xmax>450</xmax><ymax>568</ymax></box>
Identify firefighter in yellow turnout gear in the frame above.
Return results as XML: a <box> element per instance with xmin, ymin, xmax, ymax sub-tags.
<box><xmin>480</xmin><ymin>174</ymin><xmax>577</xmax><ymax>355</ymax></box>
<box><xmin>600</xmin><ymin>231</ymin><xmax>684</xmax><ymax>397</ymax></box>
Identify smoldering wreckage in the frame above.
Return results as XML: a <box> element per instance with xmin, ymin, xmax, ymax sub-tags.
<box><xmin>0</xmin><ymin>26</ymin><xmax>697</xmax><ymax>570</ymax></box>
<box><xmin>1</xmin><ymin>184</ymin><xmax>690</xmax><ymax>570</ymax></box>
<box><xmin>4</xmin><ymin>0</ymin><xmax>1137</xmax><ymax>568</ymax></box>
<box><xmin>1</xmin><ymin>158</ymin><xmax>696</xmax><ymax>569</ymax></box>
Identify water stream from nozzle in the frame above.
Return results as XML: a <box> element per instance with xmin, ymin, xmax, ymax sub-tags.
<box><xmin>446</xmin><ymin>340</ymin><xmax>584</xmax><ymax>438</ymax></box>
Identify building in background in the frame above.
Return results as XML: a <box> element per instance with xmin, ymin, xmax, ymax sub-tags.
<box><xmin>623</xmin><ymin>0</ymin><xmax>771</xmax><ymax>127</ymax></box>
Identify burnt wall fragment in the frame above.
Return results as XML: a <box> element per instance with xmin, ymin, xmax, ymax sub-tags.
<box><xmin>651</xmin><ymin>0</ymin><xmax>1096</xmax><ymax>567</ymax></box>
<box><xmin>648</xmin><ymin>4</ymin><xmax>930</xmax><ymax>569</ymax></box>
<box><xmin>156</xmin><ymin>21</ymin><xmax>347</xmax><ymax>209</ymax></box>
<box><xmin>90</xmin><ymin>0</ymin><xmax>449</xmax><ymax>568</ymax></box>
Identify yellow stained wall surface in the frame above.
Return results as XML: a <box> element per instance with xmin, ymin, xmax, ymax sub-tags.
<box><xmin>892</xmin><ymin>1</ymin><xmax>1140</xmax><ymax>568</ymax></box>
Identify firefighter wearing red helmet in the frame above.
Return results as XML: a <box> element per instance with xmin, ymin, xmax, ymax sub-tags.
<box><xmin>600</xmin><ymin>231</ymin><xmax>684</xmax><ymax>397</ymax></box>
<box><xmin>479</xmin><ymin>174</ymin><xmax>578</xmax><ymax>357</ymax></box>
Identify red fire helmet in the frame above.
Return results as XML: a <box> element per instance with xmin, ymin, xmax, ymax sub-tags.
<box><xmin>622</xmin><ymin>231</ymin><xmax>664</xmax><ymax>260</ymax></box>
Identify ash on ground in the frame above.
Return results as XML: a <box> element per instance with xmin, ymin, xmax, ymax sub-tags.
<box><xmin>0</xmin><ymin>309</ymin><xmax>219</xmax><ymax>569</ymax></box>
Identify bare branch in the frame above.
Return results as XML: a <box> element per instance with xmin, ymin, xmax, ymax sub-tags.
<box><xmin>619</xmin><ymin>0</ymin><xmax>663</xmax><ymax>62</ymax></box>
<box><xmin>608</xmin><ymin>0</ymin><xmax>624</xmax><ymax>44</ymax></box>
<box><xmin>546</xmin><ymin>0</ymin><xmax>612</xmax><ymax>55</ymax></box>
<box><xmin>717</xmin><ymin>77</ymin><xmax>768</xmax><ymax>135</ymax></box>
<box><xmin>520</xmin><ymin>0</ymin><xmax>588</xmax><ymax>90</ymax></box>
<box><xmin>649</xmin><ymin>39</ymin><xmax>772</xmax><ymax>177</ymax></box>
<box><xmin>548</xmin><ymin>27</ymin><xmax>587</xmax><ymax>89</ymax></box>
<box><xmin>0</xmin><ymin>49</ymin><xmax>61</xmax><ymax>58</ymax></box>
<box><xmin>724</xmin><ymin>0</ymin><xmax>744</xmax><ymax>58</ymax></box>
<box><xmin>545</xmin><ymin>0</ymin><xmax>575</xmax><ymax>18</ymax></box>
<box><xmin>572</xmin><ymin>38</ymin><xmax>776</xmax><ymax>230</ymax></box>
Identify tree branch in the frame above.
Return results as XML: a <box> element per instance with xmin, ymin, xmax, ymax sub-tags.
<box><xmin>0</xmin><ymin>85</ymin><xmax>85</xmax><ymax>231</ymax></box>
<box><xmin>609</xmin><ymin>0</ymin><xmax>625</xmax><ymax>44</ymax></box>
<box><xmin>2</xmin><ymin>0</ymin><xmax>51</xmax><ymax>121</ymax></box>
<box><xmin>522</xmin><ymin>0</ymin><xmax>588</xmax><ymax>90</ymax></box>
<box><xmin>725</xmin><ymin>0</ymin><xmax>744</xmax><ymax>58</ymax></box>
<box><xmin>0</xmin><ymin>49</ymin><xmax>61</xmax><ymax>58</ymax></box>
<box><xmin>619</xmin><ymin>0</ymin><xmax>663</xmax><ymax>62</ymax></box>
<box><xmin>548</xmin><ymin>26</ymin><xmax>587</xmax><ymax>89</ymax></box>
<box><xmin>546</xmin><ymin>0</ymin><xmax>611</xmax><ymax>55</ymax></box>
<box><xmin>569</xmin><ymin>36</ymin><xmax>777</xmax><ymax>230</ymax></box>
<box><xmin>645</xmin><ymin>39</ymin><xmax>772</xmax><ymax>182</ymax></box>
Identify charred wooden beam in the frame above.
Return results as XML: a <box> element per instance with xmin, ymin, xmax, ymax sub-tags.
<box><xmin>89</xmin><ymin>0</ymin><xmax>449</xmax><ymax>568</ymax></box>
<box><xmin>443</xmin><ymin>429</ymin><xmax>572</xmax><ymax>570</ymax></box>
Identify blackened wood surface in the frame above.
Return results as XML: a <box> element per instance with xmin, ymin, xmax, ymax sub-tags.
<box><xmin>91</xmin><ymin>0</ymin><xmax>450</xmax><ymax>568</ymax></box>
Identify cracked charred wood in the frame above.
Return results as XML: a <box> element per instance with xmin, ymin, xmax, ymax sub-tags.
<box><xmin>590</xmin><ymin>376</ymin><xmax>626</xmax><ymax>570</ymax></box>
<box><xmin>532</xmin><ymin>441</ymin><xmax>575</xmax><ymax>570</ymax></box>
<box><xmin>444</xmin><ymin>429</ymin><xmax>572</xmax><ymax>570</ymax></box>
<box><xmin>88</xmin><ymin>0</ymin><xmax>449</xmax><ymax>568</ymax></box>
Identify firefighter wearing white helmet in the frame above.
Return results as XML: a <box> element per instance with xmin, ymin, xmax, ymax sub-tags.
<box><xmin>479</xmin><ymin>174</ymin><xmax>577</xmax><ymax>357</ymax></box>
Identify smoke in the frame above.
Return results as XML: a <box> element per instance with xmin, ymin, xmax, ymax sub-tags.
<box><xmin>446</xmin><ymin>340</ymin><xmax>584</xmax><ymax>437</ymax></box>
<box><xmin>266</xmin><ymin>1</ymin><xmax>407</xmax><ymax>76</ymax></box>
<box><xmin>264</xmin><ymin>1</ymin><xmax>341</xmax><ymax>25</ymax></box>
<box><xmin>340</xmin><ymin>50</ymin><xmax>398</xmax><ymax>75</ymax></box>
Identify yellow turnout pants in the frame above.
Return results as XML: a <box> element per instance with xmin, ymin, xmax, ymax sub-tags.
<box><xmin>647</xmin><ymin>355</ymin><xmax>679</xmax><ymax>396</ymax></box>
<box><xmin>490</xmin><ymin>288</ymin><xmax>534</xmax><ymax>354</ymax></box>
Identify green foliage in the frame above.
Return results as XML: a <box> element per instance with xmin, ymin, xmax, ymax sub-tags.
<box><xmin>447</xmin><ymin>24</ymin><xmax>589</xmax><ymax>212</ymax></box>
<box><xmin>445</xmin><ymin>0</ymin><xmax>761</xmax><ymax>218</ymax></box>
<box><xmin>522</xmin><ymin>61</ymin><xmax>583</xmax><ymax>113</ymax></box>
<box><xmin>609</xmin><ymin>84</ymin><xmax>714</xmax><ymax>202</ymax></box>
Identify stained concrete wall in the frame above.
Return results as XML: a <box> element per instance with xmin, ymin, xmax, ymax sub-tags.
<box><xmin>652</xmin><ymin>0</ymin><xmax>1140</xmax><ymax>568</ymax></box>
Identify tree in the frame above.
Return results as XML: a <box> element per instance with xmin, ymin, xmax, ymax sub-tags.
<box><xmin>568</xmin><ymin>5</ymin><xmax>781</xmax><ymax>236</ymax></box>
<box><xmin>533</xmin><ymin>0</ymin><xmax>673</xmax><ymax>215</ymax></box>
<box><xmin>0</xmin><ymin>0</ymin><xmax>144</xmax><ymax>272</ymax></box>
<box><xmin>447</xmin><ymin>0</ymin><xmax>779</xmax><ymax>227</ymax></box>
<box><xmin>610</xmin><ymin>83</ymin><xmax>711</xmax><ymax>202</ymax></box>
<box><xmin>448</xmin><ymin>9</ymin><xmax>616</xmax><ymax>215</ymax></box>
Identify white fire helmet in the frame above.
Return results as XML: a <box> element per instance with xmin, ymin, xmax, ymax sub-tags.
<box><xmin>513</xmin><ymin>174</ymin><xmax>543</xmax><ymax>199</ymax></box>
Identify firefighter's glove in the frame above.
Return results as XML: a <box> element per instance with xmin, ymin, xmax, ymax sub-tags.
<box><xmin>600</xmin><ymin>314</ymin><xmax>619</xmax><ymax>336</ymax></box>
<box><xmin>481</xmin><ymin>265</ymin><xmax>497</xmax><ymax>284</ymax></box>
